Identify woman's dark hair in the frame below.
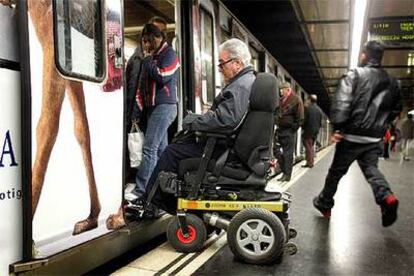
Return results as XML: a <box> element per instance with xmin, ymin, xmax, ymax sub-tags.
<box><xmin>141</xmin><ymin>23</ymin><xmax>164</xmax><ymax>40</ymax></box>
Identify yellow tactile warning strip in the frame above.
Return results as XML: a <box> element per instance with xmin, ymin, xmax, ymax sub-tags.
<box><xmin>111</xmin><ymin>232</ymin><xmax>226</xmax><ymax>276</ymax></box>
<box><xmin>111</xmin><ymin>146</ymin><xmax>334</xmax><ymax>276</ymax></box>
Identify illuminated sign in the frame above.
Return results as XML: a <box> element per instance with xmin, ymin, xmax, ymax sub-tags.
<box><xmin>369</xmin><ymin>19</ymin><xmax>414</xmax><ymax>45</ymax></box>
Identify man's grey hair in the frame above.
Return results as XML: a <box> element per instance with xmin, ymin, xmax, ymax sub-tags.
<box><xmin>219</xmin><ymin>38</ymin><xmax>251</xmax><ymax>67</ymax></box>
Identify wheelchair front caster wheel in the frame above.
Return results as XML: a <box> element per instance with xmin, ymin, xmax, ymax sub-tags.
<box><xmin>284</xmin><ymin>242</ymin><xmax>297</xmax><ymax>255</ymax></box>
<box><xmin>289</xmin><ymin>228</ymin><xmax>297</xmax><ymax>239</ymax></box>
<box><xmin>227</xmin><ymin>208</ymin><xmax>287</xmax><ymax>264</ymax></box>
<box><xmin>167</xmin><ymin>213</ymin><xmax>207</xmax><ymax>253</ymax></box>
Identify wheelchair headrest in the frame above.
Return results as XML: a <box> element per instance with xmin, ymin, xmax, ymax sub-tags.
<box><xmin>249</xmin><ymin>73</ymin><xmax>278</xmax><ymax>112</ymax></box>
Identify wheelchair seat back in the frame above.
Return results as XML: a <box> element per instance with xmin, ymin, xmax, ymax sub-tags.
<box><xmin>233</xmin><ymin>73</ymin><xmax>278</xmax><ymax>177</ymax></box>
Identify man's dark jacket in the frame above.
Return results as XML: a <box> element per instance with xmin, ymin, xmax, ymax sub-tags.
<box><xmin>183</xmin><ymin>66</ymin><xmax>256</xmax><ymax>134</ymax></box>
<box><xmin>303</xmin><ymin>102</ymin><xmax>323</xmax><ymax>139</ymax></box>
<box><xmin>331</xmin><ymin>60</ymin><xmax>402</xmax><ymax>138</ymax></box>
<box><xmin>276</xmin><ymin>93</ymin><xmax>304</xmax><ymax>133</ymax></box>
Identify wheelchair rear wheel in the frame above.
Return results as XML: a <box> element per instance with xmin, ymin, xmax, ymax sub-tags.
<box><xmin>167</xmin><ymin>213</ymin><xmax>207</xmax><ymax>253</ymax></box>
<box><xmin>227</xmin><ymin>208</ymin><xmax>286</xmax><ymax>264</ymax></box>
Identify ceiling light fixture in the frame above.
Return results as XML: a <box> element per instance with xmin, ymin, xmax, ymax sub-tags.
<box><xmin>350</xmin><ymin>0</ymin><xmax>368</xmax><ymax>69</ymax></box>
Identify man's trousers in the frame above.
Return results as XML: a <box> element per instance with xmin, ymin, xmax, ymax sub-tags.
<box><xmin>274</xmin><ymin>130</ymin><xmax>295</xmax><ymax>178</ymax></box>
<box><xmin>318</xmin><ymin>140</ymin><xmax>391</xmax><ymax>209</ymax></box>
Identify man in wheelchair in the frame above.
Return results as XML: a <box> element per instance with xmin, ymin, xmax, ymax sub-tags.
<box><xmin>128</xmin><ymin>38</ymin><xmax>297</xmax><ymax>264</ymax></box>
<box><xmin>128</xmin><ymin>38</ymin><xmax>257</xmax><ymax>213</ymax></box>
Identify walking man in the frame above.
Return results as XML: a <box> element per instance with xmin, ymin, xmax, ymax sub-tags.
<box><xmin>313</xmin><ymin>41</ymin><xmax>402</xmax><ymax>227</ymax></box>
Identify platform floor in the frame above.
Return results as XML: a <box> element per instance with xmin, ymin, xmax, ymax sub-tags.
<box><xmin>111</xmin><ymin>147</ymin><xmax>413</xmax><ymax>276</ymax></box>
<box><xmin>194</xmin><ymin>148</ymin><xmax>414</xmax><ymax>275</ymax></box>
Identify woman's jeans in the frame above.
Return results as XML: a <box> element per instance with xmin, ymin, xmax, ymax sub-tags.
<box><xmin>133</xmin><ymin>104</ymin><xmax>177</xmax><ymax>199</ymax></box>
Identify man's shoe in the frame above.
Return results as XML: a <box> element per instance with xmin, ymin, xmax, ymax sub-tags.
<box><xmin>126</xmin><ymin>198</ymin><xmax>146</xmax><ymax>218</ymax></box>
<box><xmin>313</xmin><ymin>197</ymin><xmax>331</xmax><ymax>218</ymax></box>
<box><xmin>301</xmin><ymin>164</ymin><xmax>313</xmax><ymax>168</ymax></box>
<box><xmin>381</xmin><ymin>194</ymin><xmax>399</xmax><ymax>227</ymax></box>
<box><xmin>124</xmin><ymin>191</ymin><xmax>139</xmax><ymax>202</ymax></box>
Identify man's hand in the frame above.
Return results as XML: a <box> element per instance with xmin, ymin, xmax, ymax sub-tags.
<box><xmin>131</xmin><ymin>118</ymin><xmax>140</xmax><ymax>126</ymax></box>
<box><xmin>331</xmin><ymin>132</ymin><xmax>343</xmax><ymax>143</ymax></box>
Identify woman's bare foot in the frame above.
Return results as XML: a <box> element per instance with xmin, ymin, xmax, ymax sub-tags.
<box><xmin>72</xmin><ymin>218</ymin><xmax>98</xmax><ymax>235</ymax></box>
<box><xmin>106</xmin><ymin>207</ymin><xmax>126</xmax><ymax>230</ymax></box>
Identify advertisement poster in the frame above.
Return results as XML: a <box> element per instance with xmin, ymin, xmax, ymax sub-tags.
<box><xmin>27</xmin><ymin>0</ymin><xmax>123</xmax><ymax>257</ymax></box>
<box><xmin>0</xmin><ymin>69</ymin><xmax>22</xmax><ymax>275</ymax></box>
<box><xmin>0</xmin><ymin>5</ymin><xmax>22</xmax><ymax>275</ymax></box>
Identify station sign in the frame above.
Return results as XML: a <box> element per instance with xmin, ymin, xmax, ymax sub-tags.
<box><xmin>369</xmin><ymin>19</ymin><xmax>414</xmax><ymax>46</ymax></box>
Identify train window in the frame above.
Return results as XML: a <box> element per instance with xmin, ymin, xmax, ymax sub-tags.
<box><xmin>53</xmin><ymin>0</ymin><xmax>105</xmax><ymax>82</ymax></box>
<box><xmin>285</xmin><ymin>76</ymin><xmax>291</xmax><ymax>83</ymax></box>
<box><xmin>200</xmin><ymin>8</ymin><xmax>215</xmax><ymax>104</ymax></box>
<box><xmin>231</xmin><ymin>19</ymin><xmax>247</xmax><ymax>42</ymax></box>
<box><xmin>221</xmin><ymin>28</ymin><xmax>231</xmax><ymax>43</ymax></box>
<box><xmin>249</xmin><ymin>44</ymin><xmax>259</xmax><ymax>71</ymax></box>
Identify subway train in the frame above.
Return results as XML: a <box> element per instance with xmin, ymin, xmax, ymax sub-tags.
<box><xmin>0</xmin><ymin>0</ymin><xmax>349</xmax><ymax>274</ymax></box>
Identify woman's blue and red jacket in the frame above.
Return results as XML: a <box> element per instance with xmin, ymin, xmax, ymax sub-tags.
<box><xmin>135</xmin><ymin>42</ymin><xmax>180</xmax><ymax>115</ymax></box>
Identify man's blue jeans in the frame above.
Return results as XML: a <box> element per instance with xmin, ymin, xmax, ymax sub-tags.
<box><xmin>133</xmin><ymin>104</ymin><xmax>177</xmax><ymax>198</ymax></box>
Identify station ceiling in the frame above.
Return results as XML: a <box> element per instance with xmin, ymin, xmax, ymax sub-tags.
<box><xmin>224</xmin><ymin>0</ymin><xmax>414</xmax><ymax>113</ymax></box>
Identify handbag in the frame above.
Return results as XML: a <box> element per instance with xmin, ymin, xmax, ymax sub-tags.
<box><xmin>128</xmin><ymin>122</ymin><xmax>145</xmax><ymax>168</ymax></box>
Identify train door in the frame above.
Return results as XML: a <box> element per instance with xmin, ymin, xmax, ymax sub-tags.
<box><xmin>0</xmin><ymin>3</ymin><xmax>22</xmax><ymax>275</ymax></box>
<box><xmin>122</xmin><ymin>0</ymin><xmax>180</xmax><ymax>183</ymax></box>
<box><xmin>19</xmin><ymin>0</ymin><xmax>124</xmax><ymax>259</ymax></box>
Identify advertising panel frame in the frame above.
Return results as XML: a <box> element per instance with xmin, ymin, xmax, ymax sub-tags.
<box><xmin>17</xmin><ymin>0</ymin><xmax>34</xmax><ymax>261</ymax></box>
<box><xmin>17</xmin><ymin>0</ymin><xmax>125</xmax><ymax>261</ymax></box>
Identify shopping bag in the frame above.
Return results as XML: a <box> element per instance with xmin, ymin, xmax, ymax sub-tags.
<box><xmin>128</xmin><ymin>122</ymin><xmax>145</xmax><ymax>168</ymax></box>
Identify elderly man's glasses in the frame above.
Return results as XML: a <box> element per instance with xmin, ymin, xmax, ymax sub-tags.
<box><xmin>218</xmin><ymin>58</ymin><xmax>236</xmax><ymax>68</ymax></box>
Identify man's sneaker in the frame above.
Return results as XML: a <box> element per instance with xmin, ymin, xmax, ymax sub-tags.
<box><xmin>313</xmin><ymin>197</ymin><xmax>331</xmax><ymax>218</ymax></box>
<box><xmin>124</xmin><ymin>191</ymin><xmax>139</xmax><ymax>202</ymax></box>
<box><xmin>381</xmin><ymin>194</ymin><xmax>399</xmax><ymax>227</ymax></box>
<box><xmin>126</xmin><ymin>198</ymin><xmax>146</xmax><ymax>218</ymax></box>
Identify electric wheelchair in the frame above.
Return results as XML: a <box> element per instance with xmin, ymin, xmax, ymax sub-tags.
<box><xmin>148</xmin><ymin>73</ymin><xmax>297</xmax><ymax>264</ymax></box>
